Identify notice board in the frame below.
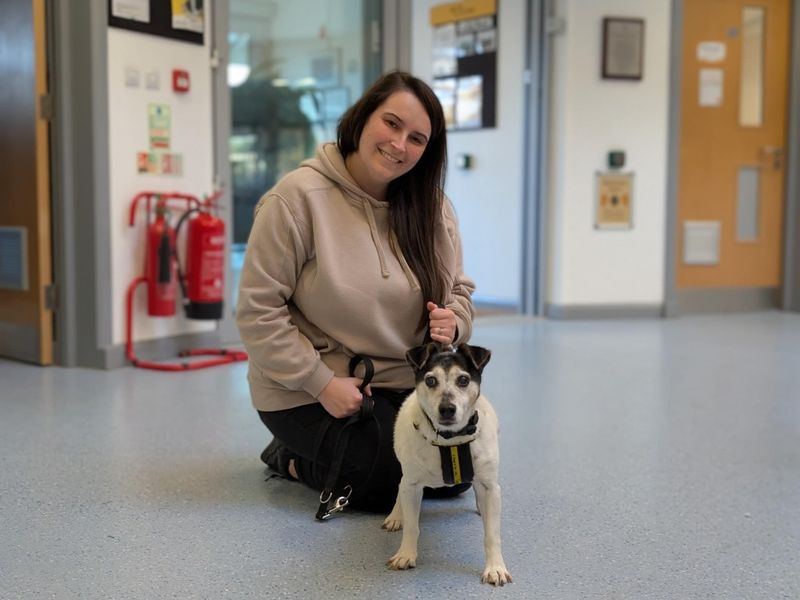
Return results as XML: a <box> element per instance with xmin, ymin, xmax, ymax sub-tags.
<box><xmin>430</xmin><ymin>0</ymin><xmax>498</xmax><ymax>130</ymax></box>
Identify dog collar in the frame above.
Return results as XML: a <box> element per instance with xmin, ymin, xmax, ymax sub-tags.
<box><xmin>416</xmin><ymin>410</ymin><xmax>479</xmax><ymax>447</ymax></box>
<box><xmin>414</xmin><ymin>409</ymin><xmax>478</xmax><ymax>485</ymax></box>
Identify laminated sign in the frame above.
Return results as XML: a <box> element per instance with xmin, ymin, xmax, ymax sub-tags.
<box><xmin>595</xmin><ymin>172</ymin><xmax>633</xmax><ymax>229</ymax></box>
<box><xmin>148</xmin><ymin>103</ymin><xmax>171</xmax><ymax>150</ymax></box>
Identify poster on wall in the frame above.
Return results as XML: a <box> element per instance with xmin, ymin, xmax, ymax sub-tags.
<box><xmin>595</xmin><ymin>172</ymin><xmax>634</xmax><ymax>229</ymax></box>
<box><xmin>148</xmin><ymin>104</ymin><xmax>171</xmax><ymax>150</ymax></box>
<box><xmin>137</xmin><ymin>104</ymin><xmax>183</xmax><ymax>176</ymax></box>
<box><xmin>137</xmin><ymin>152</ymin><xmax>183</xmax><ymax>176</ymax></box>
<box><xmin>111</xmin><ymin>0</ymin><xmax>150</xmax><ymax>23</ymax></box>
<box><xmin>171</xmin><ymin>0</ymin><xmax>204</xmax><ymax>33</ymax></box>
<box><xmin>430</xmin><ymin>0</ymin><xmax>498</xmax><ymax>130</ymax></box>
<box><xmin>108</xmin><ymin>0</ymin><xmax>204</xmax><ymax>45</ymax></box>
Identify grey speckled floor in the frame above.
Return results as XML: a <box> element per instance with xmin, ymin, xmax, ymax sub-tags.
<box><xmin>1</xmin><ymin>312</ymin><xmax>799</xmax><ymax>599</ymax></box>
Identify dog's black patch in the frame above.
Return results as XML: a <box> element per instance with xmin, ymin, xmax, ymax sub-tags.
<box><xmin>406</xmin><ymin>343</ymin><xmax>491</xmax><ymax>385</ymax></box>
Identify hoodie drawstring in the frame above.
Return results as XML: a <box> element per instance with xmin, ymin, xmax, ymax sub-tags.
<box><xmin>362</xmin><ymin>201</ymin><xmax>390</xmax><ymax>278</ymax></box>
<box><xmin>389</xmin><ymin>229</ymin><xmax>421</xmax><ymax>291</ymax></box>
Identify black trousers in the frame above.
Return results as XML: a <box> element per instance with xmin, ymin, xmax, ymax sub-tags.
<box><xmin>258</xmin><ymin>388</ymin><xmax>410</xmax><ymax>513</ymax></box>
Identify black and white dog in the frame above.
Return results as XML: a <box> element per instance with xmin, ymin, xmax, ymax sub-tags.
<box><xmin>383</xmin><ymin>342</ymin><xmax>512</xmax><ymax>586</ymax></box>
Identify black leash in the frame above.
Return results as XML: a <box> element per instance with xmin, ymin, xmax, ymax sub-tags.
<box><xmin>315</xmin><ymin>355</ymin><xmax>377</xmax><ymax>520</ymax></box>
<box><xmin>314</xmin><ymin>304</ymin><xmax>446</xmax><ymax>520</ymax></box>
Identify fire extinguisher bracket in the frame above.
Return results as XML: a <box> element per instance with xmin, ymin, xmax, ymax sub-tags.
<box><xmin>126</xmin><ymin>190</ymin><xmax>247</xmax><ymax>371</ymax></box>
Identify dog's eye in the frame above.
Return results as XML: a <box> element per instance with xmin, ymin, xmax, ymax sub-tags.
<box><xmin>425</xmin><ymin>376</ymin><xmax>437</xmax><ymax>388</ymax></box>
<box><xmin>456</xmin><ymin>375</ymin><xmax>470</xmax><ymax>387</ymax></box>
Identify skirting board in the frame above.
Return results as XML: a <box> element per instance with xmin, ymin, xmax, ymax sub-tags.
<box><xmin>675</xmin><ymin>287</ymin><xmax>780</xmax><ymax>314</ymax></box>
<box><xmin>545</xmin><ymin>303</ymin><xmax>664</xmax><ymax>319</ymax></box>
<box><xmin>474</xmin><ymin>299</ymin><xmax>518</xmax><ymax>316</ymax></box>
<box><xmin>0</xmin><ymin>321</ymin><xmax>40</xmax><ymax>364</ymax></box>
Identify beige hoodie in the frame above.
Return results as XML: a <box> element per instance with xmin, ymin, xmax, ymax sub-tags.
<box><xmin>236</xmin><ymin>143</ymin><xmax>475</xmax><ymax>412</ymax></box>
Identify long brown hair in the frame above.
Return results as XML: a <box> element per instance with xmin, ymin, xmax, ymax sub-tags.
<box><xmin>337</xmin><ymin>71</ymin><xmax>448</xmax><ymax>330</ymax></box>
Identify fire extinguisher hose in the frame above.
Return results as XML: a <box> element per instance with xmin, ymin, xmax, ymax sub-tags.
<box><xmin>158</xmin><ymin>230</ymin><xmax>172</xmax><ymax>283</ymax></box>
<box><xmin>172</xmin><ymin>207</ymin><xmax>200</xmax><ymax>308</ymax></box>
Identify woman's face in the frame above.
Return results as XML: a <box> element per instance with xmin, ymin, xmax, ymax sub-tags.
<box><xmin>345</xmin><ymin>90</ymin><xmax>432</xmax><ymax>200</ymax></box>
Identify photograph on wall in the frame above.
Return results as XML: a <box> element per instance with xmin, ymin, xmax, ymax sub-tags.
<box><xmin>171</xmin><ymin>0</ymin><xmax>204</xmax><ymax>34</ymax></box>
<box><xmin>432</xmin><ymin>23</ymin><xmax>458</xmax><ymax>77</ymax></box>
<box><xmin>455</xmin><ymin>75</ymin><xmax>483</xmax><ymax>129</ymax></box>
<box><xmin>476</xmin><ymin>28</ymin><xmax>497</xmax><ymax>53</ymax></box>
<box><xmin>432</xmin><ymin>78</ymin><xmax>457</xmax><ymax>128</ymax></box>
<box><xmin>456</xmin><ymin>15</ymin><xmax>495</xmax><ymax>56</ymax></box>
<box><xmin>430</xmin><ymin>0</ymin><xmax>498</xmax><ymax>130</ymax></box>
<box><xmin>111</xmin><ymin>0</ymin><xmax>150</xmax><ymax>23</ymax></box>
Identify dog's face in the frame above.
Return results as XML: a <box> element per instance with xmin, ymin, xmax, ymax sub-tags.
<box><xmin>406</xmin><ymin>343</ymin><xmax>491</xmax><ymax>431</ymax></box>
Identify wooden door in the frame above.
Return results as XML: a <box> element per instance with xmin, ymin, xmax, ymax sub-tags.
<box><xmin>677</xmin><ymin>0</ymin><xmax>790</xmax><ymax>289</ymax></box>
<box><xmin>0</xmin><ymin>0</ymin><xmax>53</xmax><ymax>364</ymax></box>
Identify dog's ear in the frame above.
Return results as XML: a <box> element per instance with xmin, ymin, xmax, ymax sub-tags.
<box><xmin>458</xmin><ymin>344</ymin><xmax>491</xmax><ymax>374</ymax></box>
<box><xmin>406</xmin><ymin>343</ymin><xmax>438</xmax><ymax>371</ymax></box>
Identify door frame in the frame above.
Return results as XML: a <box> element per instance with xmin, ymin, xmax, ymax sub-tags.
<box><xmin>50</xmin><ymin>0</ymin><xmax>114</xmax><ymax>366</ymax></box>
<box><xmin>211</xmin><ymin>0</ymin><xmax>239</xmax><ymax>344</ymax></box>
<box><xmin>664</xmin><ymin>0</ymin><xmax>800</xmax><ymax>315</ymax></box>
<box><xmin>0</xmin><ymin>0</ymin><xmax>54</xmax><ymax>364</ymax></box>
<box><xmin>784</xmin><ymin>1</ymin><xmax>800</xmax><ymax>310</ymax></box>
<box><xmin>383</xmin><ymin>0</ymin><xmax>548</xmax><ymax>316</ymax></box>
<box><xmin>521</xmin><ymin>0</ymin><xmax>550</xmax><ymax>315</ymax></box>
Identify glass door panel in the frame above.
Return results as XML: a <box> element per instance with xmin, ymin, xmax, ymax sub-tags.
<box><xmin>228</xmin><ymin>0</ymin><xmax>382</xmax><ymax>312</ymax></box>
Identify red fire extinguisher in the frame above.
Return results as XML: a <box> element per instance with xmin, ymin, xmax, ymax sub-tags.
<box><xmin>126</xmin><ymin>190</ymin><xmax>247</xmax><ymax>371</ymax></box>
<box><xmin>146</xmin><ymin>202</ymin><xmax>177</xmax><ymax>317</ymax></box>
<box><xmin>174</xmin><ymin>196</ymin><xmax>225</xmax><ymax>320</ymax></box>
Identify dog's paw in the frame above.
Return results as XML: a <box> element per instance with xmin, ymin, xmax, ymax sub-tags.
<box><xmin>381</xmin><ymin>515</ymin><xmax>403</xmax><ymax>531</ymax></box>
<box><xmin>386</xmin><ymin>552</ymin><xmax>417</xmax><ymax>570</ymax></box>
<box><xmin>481</xmin><ymin>564</ymin><xmax>513</xmax><ymax>586</ymax></box>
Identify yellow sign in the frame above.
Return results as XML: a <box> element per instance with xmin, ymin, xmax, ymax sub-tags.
<box><xmin>595</xmin><ymin>172</ymin><xmax>633</xmax><ymax>229</ymax></box>
<box><xmin>431</xmin><ymin>0</ymin><xmax>497</xmax><ymax>26</ymax></box>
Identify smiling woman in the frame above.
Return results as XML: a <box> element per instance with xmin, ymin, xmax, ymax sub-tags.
<box><xmin>343</xmin><ymin>92</ymin><xmax>432</xmax><ymax>201</ymax></box>
<box><xmin>236</xmin><ymin>71</ymin><xmax>476</xmax><ymax>515</ymax></box>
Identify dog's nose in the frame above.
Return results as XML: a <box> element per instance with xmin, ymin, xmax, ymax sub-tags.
<box><xmin>439</xmin><ymin>403</ymin><xmax>456</xmax><ymax>419</ymax></box>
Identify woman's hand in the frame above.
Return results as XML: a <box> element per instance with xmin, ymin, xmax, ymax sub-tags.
<box><xmin>427</xmin><ymin>301</ymin><xmax>457</xmax><ymax>345</ymax></box>
<box><xmin>318</xmin><ymin>376</ymin><xmax>372</xmax><ymax>418</ymax></box>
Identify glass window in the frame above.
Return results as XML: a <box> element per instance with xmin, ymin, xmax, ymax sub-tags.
<box><xmin>739</xmin><ymin>6</ymin><xmax>765</xmax><ymax>128</ymax></box>
<box><xmin>228</xmin><ymin>0</ymin><xmax>382</xmax><ymax>309</ymax></box>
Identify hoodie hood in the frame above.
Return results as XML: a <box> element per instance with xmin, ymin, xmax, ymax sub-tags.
<box><xmin>299</xmin><ymin>143</ymin><xmax>418</xmax><ymax>289</ymax></box>
<box><xmin>301</xmin><ymin>142</ymin><xmax>386</xmax><ymax>208</ymax></box>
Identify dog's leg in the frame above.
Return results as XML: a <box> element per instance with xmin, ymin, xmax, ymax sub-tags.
<box><xmin>473</xmin><ymin>481</ymin><xmax>512</xmax><ymax>586</ymax></box>
<box><xmin>382</xmin><ymin>495</ymin><xmax>403</xmax><ymax>532</ymax></box>
<box><xmin>386</xmin><ymin>480</ymin><xmax>424</xmax><ymax>570</ymax></box>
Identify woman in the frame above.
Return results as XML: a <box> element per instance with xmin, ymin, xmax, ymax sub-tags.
<box><xmin>236</xmin><ymin>71</ymin><xmax>475</xmax><ymax>513</ymax></box>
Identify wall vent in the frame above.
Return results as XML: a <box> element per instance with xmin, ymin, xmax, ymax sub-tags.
<box><xmin>0</xmin><ymin>227</ymin><xmax>28</xmax><ymax>290</ymax></box>
<box><xmin>683</xmin><ymin>221</ymin><xmax>721</xmax><ymax>265</ymax></box>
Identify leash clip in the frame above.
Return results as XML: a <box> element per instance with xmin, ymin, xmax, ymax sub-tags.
<box><xmin>316</xmin><ymin>485</ymin><xmax>353</xmax><ymax>520</ymax></box>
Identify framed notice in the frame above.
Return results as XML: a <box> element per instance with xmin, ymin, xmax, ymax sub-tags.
<box><xmin>430</xmin><ymin>0</ymin><xmax>498</xmax><ymax>130</ymax></box>
<box><xmin>108</xmin><ymin>0</ymin><xmax>204</xmax><ymax>45</ymax></box>
<box><xmin>595</xmin><ymin>172</ymin><xmax>633</xmax><ymax>229</ymax></box>
<box><xmin>601</xmin><ymin>17</ymin><xmax>644</xmax><ymax>80</ymax></box>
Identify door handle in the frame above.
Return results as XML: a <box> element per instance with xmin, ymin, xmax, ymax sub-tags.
<box><xmin>759</xmin><ymin>146</ymin><xmax>785</xmax><ymax>169</ymax></box>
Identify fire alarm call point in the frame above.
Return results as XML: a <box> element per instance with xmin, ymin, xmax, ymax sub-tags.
<box><xmin>172</xmin><ymin>69</ymin><xmax>190</xmax><ymax>93</ymax></box>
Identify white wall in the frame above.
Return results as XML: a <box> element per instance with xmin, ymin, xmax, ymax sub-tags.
<box><xmin>547</xmin><ymin>0</ymin><xmax>671</xmax><ymax>308</ymax></box>
<box><xmin>107</xmin><ymin>26</ymin><xmax>216</xmax><ymax>344</ymax></box>
<box><xmin>411</xmin><ymin>0</ymin><xmax>527</xmax><ymax>307</ymax></box>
